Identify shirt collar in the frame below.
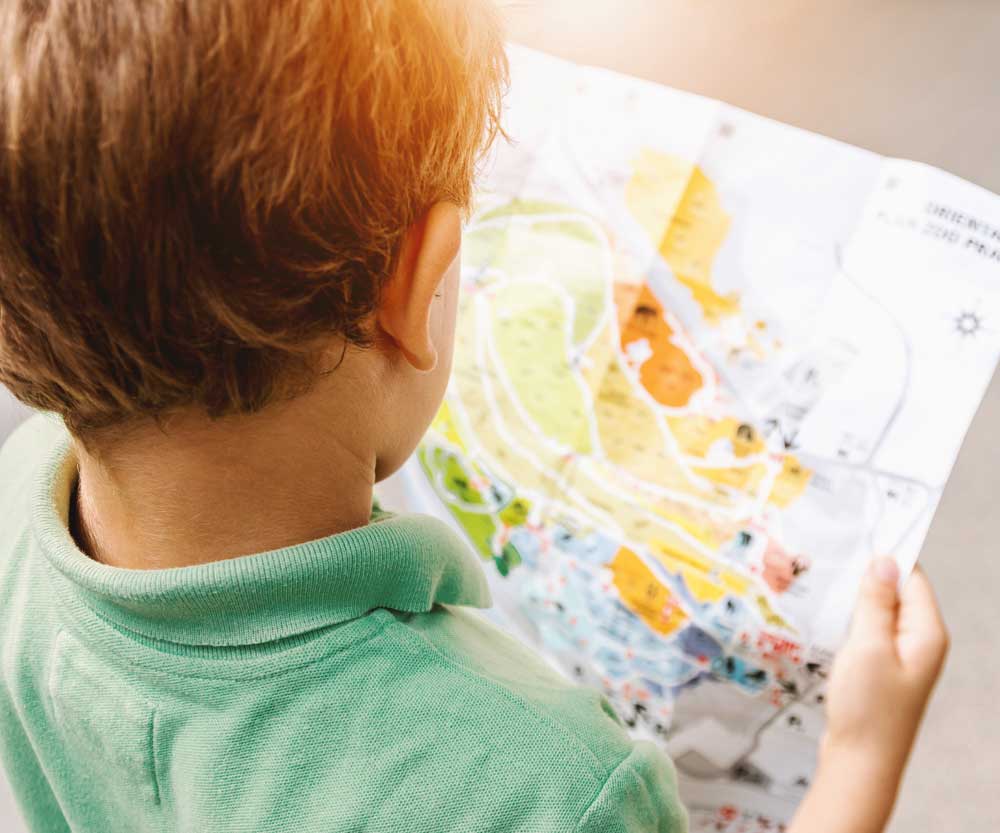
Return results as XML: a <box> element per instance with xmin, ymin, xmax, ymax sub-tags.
<box><xmin>31</xmin><ymin>431</ymin><xmax>491</xmax><ymax>647</ymax></box>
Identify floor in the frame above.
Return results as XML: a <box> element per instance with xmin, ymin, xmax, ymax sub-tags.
<box><xmin>2</xmin><ymin>2</ymin><xmax>998</xmax><ymax>829</ymax></box>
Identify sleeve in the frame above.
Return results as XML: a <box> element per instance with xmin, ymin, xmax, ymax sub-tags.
<box><xmin>577</xmin><ymin>742</ymin><xmax>689</xmax><ymax>833</ymax></box>
<box><xmin>0</xmin><ymin>689</ymin><xmax>72</xmax><ymax>833</ymax></box>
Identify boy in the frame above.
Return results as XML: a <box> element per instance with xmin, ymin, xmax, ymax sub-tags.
<box><xmin>0</xmin><ymin>2</ymin><xmax>947</xmax><ymax>831</ymax></box>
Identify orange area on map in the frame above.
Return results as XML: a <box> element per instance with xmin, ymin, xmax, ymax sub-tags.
<box><xmin>610</xmin><ymin>546</ymin><xmax>689</xmax><ymax>636</ymax></box>
<box><xmin>612</xmin><ymin>281</ymin><xmax>643</xmax><ymax>331</ymax></box>
<box><xmin>619</xmin><ymin>284</ymin><xmax>703</xmax><ymax>407</ymax></box>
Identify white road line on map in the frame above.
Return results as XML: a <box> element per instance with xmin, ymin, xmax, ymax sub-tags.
<box><xmin>482</xmin><ymin>276</ymin><xmax>594</xmax><ymax>459</ymax></box>
<box><xmin>473</xmin><ymin>207</ymin><xmax>762</xmax><ymax>498</ymax></box>
<box><xmin>834</xmin><ymin>244</ymin><xmax>914</xmax><ymax>469</ymax></box>
<box><xmin>469</xmin><ymin>289</ymin><xmax>626</xmax><ymax>537</ymax></box>
<box><xmin>661</xmin><ymin>305</ymin><xmax>721</xmax><ymax>406</ymax></box>
<box><xmin>442</xmin><ymin>394</ymin><xmax>520</xmax><ymax>493</ymax></box>
<box><xmin>679</xmin><ymin>454</ymin><xmax>771</xmax><ymax>471</ymax></box>
<box><xmin>468</xmin><ymin>209</ymin><xmax>616</xmax><ymax>369</ymax></box>
<box><xmin>605</xmin><ymin>350</ymin><xmax>742</xmax><ymax>497</ymax></box>
<box><xmin>587</xmin><ymin>279</ymin><xmax>771</xmax><ymax>510</ymax></box>
<box><xmin>471</xmin><ymin>208</ymin><xmax>786</xmax><ymax>528</ymax></box>
<box><xmin>604</xmin><ymin>487</ymin><xmax>722</xmax><ymax>562</ymax></box>
<box><xmin>575</xmin><ymin>457</ymin><xmax>752</xmax><ymax>520</ymax></box>
<box><xmin>468</xmin><ymin>210</ymin><xmax>612</xmax><ymax>236</ymax></box>
<box><xmin>460</xmin><ymin>200</ymin><xmax>785</xmax><ymax>618</ymax></box>
<box><xmin>746</xmin><ymin>459</ymin><xmax>783</xmax><ymax>521</ymax></box>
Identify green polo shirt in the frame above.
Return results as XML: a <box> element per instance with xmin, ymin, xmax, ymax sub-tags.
<box><xmin>0</xmin><ymin>414</ymin><xmax>687</xmax><ymax>833</ymax></box>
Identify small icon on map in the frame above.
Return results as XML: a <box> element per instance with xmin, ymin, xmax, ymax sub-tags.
<box><xmin>954</xmin><ymin>309</ymin><xmax>983</xmax><ymax>338</ymax></box>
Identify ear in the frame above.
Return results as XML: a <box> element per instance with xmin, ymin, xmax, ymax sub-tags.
<box><xmin>377</xmin><ymin>202</ymin><xmax>461</xmax><ymax>372</ymax></box>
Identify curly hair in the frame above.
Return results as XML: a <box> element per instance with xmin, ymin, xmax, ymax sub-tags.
<box><xmin>0</xmin><ymin>0</ymin><xmax>507</xmax><ymax>437</ymax></box>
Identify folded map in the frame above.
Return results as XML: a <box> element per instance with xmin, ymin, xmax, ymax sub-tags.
<box><xmin>378</xmin><ymin>45</ymin><xmax>1000</xmax><ymax>830</ymax></box>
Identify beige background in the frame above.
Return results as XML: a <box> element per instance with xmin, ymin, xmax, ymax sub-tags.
<box><xmin>1</xmin><ymin>1</ymin><xmax>998</xmax><ymax>829</ymax></box>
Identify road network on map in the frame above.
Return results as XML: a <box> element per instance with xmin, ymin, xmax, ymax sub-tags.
<box><xmin>417</xmin><ymin>150</ymin><xmax>836</xmax><ymax>802</ymax></box>
<box><xmin>404</xmin><ymin>47</ymin><xmax>1000</xmax><ymax>831</ymax></box>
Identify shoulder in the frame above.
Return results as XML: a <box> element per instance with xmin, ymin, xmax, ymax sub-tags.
<box><xmin>389</xmin><ymin>606</ymin><xmax>688</xmax><ymax>831</ymax></box>
<box><xmin>398</xmin><ymin>606</ymin><xmax>624</xmax><ymax>767</ymax></box>
<box><xmin>0</xmin><ymin>412</ymin><xmax>66</xmax><ymax>563</ymax></box>
<box><xmin>0</xmin><ymin>410</ymin><xmax>65</xmax><ymax>486</ymax></box>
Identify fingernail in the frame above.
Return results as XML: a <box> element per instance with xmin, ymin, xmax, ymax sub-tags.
<box><xmin>871</xmin><ymin>556</ymin><xmax>899</xmax><ymax>586</ymax></box>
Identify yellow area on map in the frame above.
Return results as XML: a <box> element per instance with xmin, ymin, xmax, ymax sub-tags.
<box><xmin>666</xmin><ymin>414</ymin><xmax>765</xmax><ymax>460</ymax></box>
<box><xmin>660</xmin><ymin>166</ymin><xmax>739</xmax><ymax>323</ymax></box>
<box><xmin>594</xmin><ymin>358</ymin><xmax>660</xmax><ymax>463</ymax></box>
<box><xmin>693</xmin><ymin>463</ymin><xmax>768</xmax><ymax>494</ymax></box>
<box><xmin>472</xmin><ymin>219</ymin><xmax>608</xmax><ymax>346</ymax></box>
<box><xmin>591</xmin><ymin>362</ymin><xmax>724</xmax><ymax>501</ymax></box>
<box><xmin>756</xmin><ymin>594</ymin><xmax>795</xmax><ymax>633</ymax></box>
<box><xmin>649</xmin><ymin>538</ymin><xmax>750</xmax><ymax>604</ymax></box>
<box><xmin>451</xmin><ymin>293</ymin><xmax>571</xmax><ymax>497</ymax></box>
<box><xmin>572</xmin><ymin>459</ymin><xmax>743</xmax><ymax>556</ymax></box>
<box><xmin>767</xmin><ymin>455</ymin><xmax>813</xmax><ymax>507</ymax></box>
<box><xmin>429</xmin><ymin>401</ymin><xmax>467</xmax><ymax>452</ymax></box>
<box><xmin>491</xmin><ymin>282</ymin><xmax>593</xmax><ymax>454</ymax></box>
<box><xmin>625</xmin><ymin>148</ymin><xmax>694</xmax><ymax>248</ymax></box>
<box><xmin>610</xmin><ymin>546</ymin><xmax>689</xmax><ymax>636</ymax></box>
<box><xmin>626</xmin><ymin>149</ymin><xmax>739</xmax><ymax>324</ymax></box>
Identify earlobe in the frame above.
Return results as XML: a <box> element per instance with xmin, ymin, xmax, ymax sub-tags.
<box><xmin>377</xmin><ymin>202</ymin><xmax>461</xmax><ymax>372</ymax></box>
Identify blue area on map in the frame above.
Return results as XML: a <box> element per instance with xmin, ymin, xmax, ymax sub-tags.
<box><xmin>679</xmin><ymin>625</ymin><xmax>724</xmax><ymax>660</ymax></box>
<box><xmin>711</xmin><ymin>655</ymin><xmax>769</xmax><ymax>693</ymax></box>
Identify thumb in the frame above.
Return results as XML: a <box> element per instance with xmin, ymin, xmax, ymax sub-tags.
<box><xmin>848</xmin><ymin>556</ymin><xmax>900</xmax><ymax>645</ymax></box>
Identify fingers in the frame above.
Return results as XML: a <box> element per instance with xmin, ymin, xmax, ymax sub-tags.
<box><xmin>848</xmin><ymin>557</ymin><xmax>900</xmax><ymax>645</ymax></box>
<box><xmin>897</xmin><ymin>566</ymin><xmax>949</xmax><ymax>670</ymax></box>
<box><xmin>898</xmin><ymin>567</ymin><xmax>944</xmax><ymax>632</ymax></box>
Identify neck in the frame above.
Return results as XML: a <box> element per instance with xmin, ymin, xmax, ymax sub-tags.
<box><xmin>73</xmin><ymin>392</ymin><xmax>378</xmax><ymax>570</ymax></box>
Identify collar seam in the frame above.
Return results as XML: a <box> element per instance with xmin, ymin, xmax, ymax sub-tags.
<box><xmin>51</xmin><ymin>601</ymin><xmax>397</xmax><ymax>683</ymax></box>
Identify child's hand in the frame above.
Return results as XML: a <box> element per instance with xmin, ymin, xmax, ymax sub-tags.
<box><xmin>823</xmin><ymin>559</ymin><xmax>948</xmax><ymax>779</ymax></box>
<box><xmin>790</xmin><ymin>559</ymin><xmax>948</xmax><ymax>833</ymax></box>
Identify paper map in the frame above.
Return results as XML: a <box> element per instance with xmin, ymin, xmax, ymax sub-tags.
<box><xmin>378</xmin><ymin>46</ymin><xmax>1000</xmax><ymax>828</ymax></box>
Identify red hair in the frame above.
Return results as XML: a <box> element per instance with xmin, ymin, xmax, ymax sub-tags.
<box><xmin>0</xmin><ymin>0</ymin><xmax>507</xmax><ymax>437</ymax></box>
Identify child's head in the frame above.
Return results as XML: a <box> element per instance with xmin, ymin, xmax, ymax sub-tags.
<box><xmin>0</xmin><ymin>0</ymin><xmax>506</xmax><ymax>472</ymax></box>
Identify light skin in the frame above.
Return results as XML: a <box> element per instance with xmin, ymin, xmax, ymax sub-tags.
<box><xmin>72</xmin><ymin>202</ymin><xmax>948</xmax><ymax>831</ymax></box>
<box><xmin>73</xmin><ymin>201</ymin><xmax>462</xmax><ymax>569</ymax></box>
<box><xmin>790</xmin><ymin>559</ymin><xmax>948</xmax><ymax>833</ymax></box>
